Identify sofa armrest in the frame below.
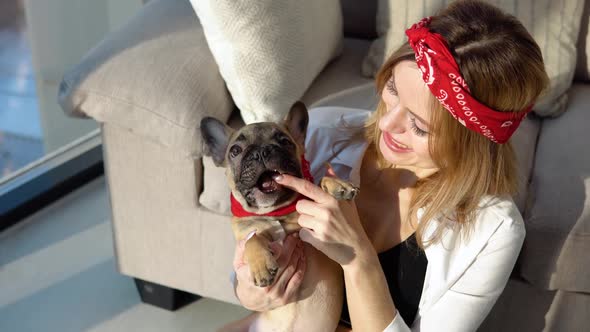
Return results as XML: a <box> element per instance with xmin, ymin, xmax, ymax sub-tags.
<box><xmin>101</xmin><ymin>123</ymin><xmax>237</xmax><ymax>303</ymax></box>
<box><xmin>58</xmin><ymin>0</ymin><xmax>234</xmax><ymax>157</ymax></box>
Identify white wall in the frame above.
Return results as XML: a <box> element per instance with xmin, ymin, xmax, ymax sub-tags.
<box><xmin>23</xmin><ymin>0</ymin><xmax>144</xmax><ymax>153</ymax></box>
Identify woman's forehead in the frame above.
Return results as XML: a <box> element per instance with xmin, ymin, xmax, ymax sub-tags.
<box><xmin>393</xmin><ymin>61</ymin><xmax>433</xmax><ymax>122</ymax></box>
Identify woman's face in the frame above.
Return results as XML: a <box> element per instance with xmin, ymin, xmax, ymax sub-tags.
<box><xmin>378</xmin><ymin>60</ymin><xmax>439</xmax><ymax>176</ymax></box>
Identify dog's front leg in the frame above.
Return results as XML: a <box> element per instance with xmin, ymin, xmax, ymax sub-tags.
<box><xmin>243</xmin><ymin>233</ymin><xmax>279</xmax><ymax>287</ymax></box>
<box><xmin>232</xmin><ymin>219</ymin><xmax>282</xmax><ymax>288</ymax></box>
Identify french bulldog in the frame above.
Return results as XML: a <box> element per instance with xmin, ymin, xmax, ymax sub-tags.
<box><xmin>200</xmin><ymin>102</ymin><xmax>358</xmax><ymax>332</ymax></box>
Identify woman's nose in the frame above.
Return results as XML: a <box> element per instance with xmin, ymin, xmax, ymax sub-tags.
<box><xmin>380</xmin><ymin>105</ymin><xmax>406</xmax><ymax>134</ymax></box>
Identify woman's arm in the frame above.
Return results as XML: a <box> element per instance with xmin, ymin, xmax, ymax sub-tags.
<box><xmin>343</xmin><ymin>248</ymin><xmax>399</xmax><ymax>332</ymax></box>
<box><xmin>274</xmin><ymin>173</ymin><xmax>402</xmax><ymax>331</ymax></box>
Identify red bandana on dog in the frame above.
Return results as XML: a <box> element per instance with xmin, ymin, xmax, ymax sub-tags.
<box><xmin>405</xmin><ymin>17</ymin><xmax>531</xmax><ymax>144</ymax></box>
<box><xmin>230</xmin><ymin>155</ymin><xmax>314</xmax><ymax>218</ymax></box>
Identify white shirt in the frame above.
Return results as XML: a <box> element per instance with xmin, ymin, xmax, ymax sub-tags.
<box><xmin>305</xmin><ymin>107</ymin><xmax>526</xmax><ymax>332</ymax></box>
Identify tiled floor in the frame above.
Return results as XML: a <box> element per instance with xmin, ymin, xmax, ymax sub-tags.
<box><xmin>0</xmin><ymin>5</ymin><xmax>44</xmax><ymax>179</ymax></box>
<box><xmin>0</xmin><ymin>177</ymin><xmax>251</xmax><ymax>332</ymax></box>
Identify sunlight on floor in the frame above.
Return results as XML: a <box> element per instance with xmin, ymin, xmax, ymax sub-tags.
<box><xmin>0</xmin><ymin>177</ymin><xmax>250</xmax><ymax>332</ymax></box>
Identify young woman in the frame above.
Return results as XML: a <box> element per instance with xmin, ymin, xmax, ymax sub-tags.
<box><xmin>223</xmin><ymin>0</ymin><xmax>549</xmax><ymax>331</ymax></box>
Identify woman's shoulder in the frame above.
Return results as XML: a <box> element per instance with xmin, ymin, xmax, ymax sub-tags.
<box><xmin>476</xmin><ymin>195</ymin><xmax>526</xmax><ymax>238</ymax></box>
<box><xmin>421</xmin><ymin>195</ymin><xmax>525</xmax><ymax>246</ymax></box>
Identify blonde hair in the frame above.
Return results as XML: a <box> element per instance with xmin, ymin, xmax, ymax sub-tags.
<box><xmin>365</xmin><ymin>0</ymin><xmax>549</xmax><ymax>248</ymax></box>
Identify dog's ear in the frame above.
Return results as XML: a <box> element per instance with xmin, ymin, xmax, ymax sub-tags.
<box><xmin>284</xmin><ymin>101</ymin><xmax>309</xmax><ymax>146</ymax></box>
<box><xmin>200</xmin><ymin>117</ymin><xmax>234</xmax><ymax>167</ymax></box>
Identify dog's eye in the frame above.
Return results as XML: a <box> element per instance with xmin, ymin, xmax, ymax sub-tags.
<box><xmin>275</xmin><ymin>133</ymin><xmax>293</xmax><ymax>146</ymax></box>
<box><xmin>229</xmin><ymin>145</ymin><xmax>242</xmax><ymax>158</ymax></box>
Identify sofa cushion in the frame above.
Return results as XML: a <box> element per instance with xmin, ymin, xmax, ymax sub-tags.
<box><xmin>511</xmin><ymin>114</ymin><xmax>541</xmax><ymax>214</ymax></box>
<box><xmin>58</xmin><ymin>0</ymin><xmax>233</xmax><ymax>157</ymax></box>
<box><xmin>480</xmin><ymin>279</ymin><xmax>590</xmax><ymax>332</ymax></box>
<box><xmin>521</xmin><ymin>83</ymin><xmax>590</xmax><ymax>293</ymax></box>
<box><xmin>301</xmin><ymin>38</ymin><xmax>374</xmax><ymax>107</ymax></box>
<box><xmin>190</xmin><ymin>0</ymin><xmax>343</xmax><ymax>124</ymax></box>
<box><xmin>362</xmin><ymin>0</ymin><xmax>585</xmax><ymax>118</ymax></box>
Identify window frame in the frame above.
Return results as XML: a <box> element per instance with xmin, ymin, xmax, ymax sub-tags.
<box><xmin>0</xmin><ymin>129</ymin><xmax>104</xmax><ymax>232</ymax></box>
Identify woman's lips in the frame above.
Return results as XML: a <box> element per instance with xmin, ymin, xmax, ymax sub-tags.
<box><xmin>383</xmin><ymin>132</ymin><xmax>413</xmax><ymax>153</ymax></box>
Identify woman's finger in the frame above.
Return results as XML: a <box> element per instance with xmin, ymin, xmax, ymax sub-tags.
<box><xmin>233</xmin><ymin>240</ymin><xmax>247</xmax><ymax>269</ymax></box>
<box><xmin>233</xmin><ymin>230</ymin><xmax>257</xmax><ymax>267</ymax></box>
<box><xmin>275</xmin><ymin>174</ymin><xmax>332</xmax><ymax>203</ymax></box>
<box><xmin>272</xmin><ymin>233</ymin><xmax>299</xmax><ymax>265</ymax></box>
<box><xmin>234</xmin><ymin>259</ymin><xmax>252</xmax><ymax>283</ymax></box>
<box><xmin>297</xmin><ymin>213</ymin><xmax>320</xmax><ymax>231</ymax></box>
<box><xmin>281</xmin><ymin>248</ymin><xmax>307</xmax><ymax>301</ymax></box>
<box><xmin>295</xmin><ymin>199</ymin><xmax>331</xmax><ymax>221</ymax></box>
<box><xmin>271</xmin><ymin>246</ymin><xmax>302</xmax><ymax>296</ymax></box>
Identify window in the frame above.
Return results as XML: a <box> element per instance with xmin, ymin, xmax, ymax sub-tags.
<box><xmin>0</xmin><ymin>0</ymin><xmax>144</xmax><ymax>229</ymax></box>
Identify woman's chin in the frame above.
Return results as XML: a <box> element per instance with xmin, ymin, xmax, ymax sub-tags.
<box><xmin>378</xmin><ymin>139</ymin><xmax>412</xmax><ymax>166</ymax></box>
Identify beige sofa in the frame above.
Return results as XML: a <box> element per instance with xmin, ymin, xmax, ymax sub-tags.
<box><xmin>59</xmin><ymin>0</ymin><xmax>590</xmax><ymax>330</ymax></box>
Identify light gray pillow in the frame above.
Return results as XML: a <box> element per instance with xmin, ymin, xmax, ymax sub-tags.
<box><xmin>199</xmin><ymin>156</ymin><xmax>231</xmax><ymax>216</ymax></box>
<box><xmin>59</xmin><ymin>0</ymin><xmax>233</xmax><ymax>157</ymax></box>
<box><xmin>190</xmin><ymin>0</ymin><xmax>343</xmax><ymax>124</ymax></box>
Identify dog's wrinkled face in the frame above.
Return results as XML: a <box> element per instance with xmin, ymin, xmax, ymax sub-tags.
<box><xmin>201</xmin><ymin>102</ymin><xmax>309</xmax><ymax>212</ymax></box>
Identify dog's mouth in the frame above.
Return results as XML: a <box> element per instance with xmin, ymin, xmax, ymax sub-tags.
<box><xmin>256</xmin><ymin>170</ymin><xmax>283</xmax><ymax>194</ymax></box>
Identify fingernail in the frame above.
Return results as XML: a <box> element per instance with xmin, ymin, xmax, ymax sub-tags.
<box><xmin>273</xmin><ymin>174</ymin><xmax>283</xmax><ymax>182</ymax></box>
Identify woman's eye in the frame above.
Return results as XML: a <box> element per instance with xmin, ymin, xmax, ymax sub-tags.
<box><xmin>410</xmin><ymin>117</ymin><xmax>429</xmax><ymax>137</ymax></box>
<box><xmin>229</xmin><ymin>145</ymin><xmax>242</xmax><ymax>158</ymax></box>
<box><xmin>386</xmin><ymin>77</ymin><xmax>398</xmax><ymax>95</ymax></box>
<box><xmin>275</xmin><ymin>133</ymin><xmax>293</xmax><ymax>146</ymax></box>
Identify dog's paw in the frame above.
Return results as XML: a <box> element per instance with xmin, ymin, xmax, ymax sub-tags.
<box><xmin>250</xmin><ymin>249</ymin><xmax>279</xmax><ymax>287</ymax></box>
<box><xmin>321</xmin><ymin>176</ymin><xmax>359</xmax><ymax>201</ymax></box>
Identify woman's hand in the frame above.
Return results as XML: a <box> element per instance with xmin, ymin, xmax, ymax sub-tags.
<box><xmin>233</xmin><ymin>233</ymin><xmax>307</xmax><ymax>311</ymax></box>
<box><xmin>274</xmin><ymin>174</ymin><xmax>374</xmax><ymax>266</ymax></box>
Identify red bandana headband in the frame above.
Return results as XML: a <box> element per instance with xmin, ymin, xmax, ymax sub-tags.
<box><xmin>405</xmin><ymin>17</ymin><xmax>531</xmax><ymax>144</ymax></box>
<box><xmin>230</xmin><ymin>155</ymin><xmax>314</xmax><ymax>218</ymax></box>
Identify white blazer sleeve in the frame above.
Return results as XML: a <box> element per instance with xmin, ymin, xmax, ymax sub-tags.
<box><xmin>383</xmin><ymin>220</ymin><xmax>525</xmax><ymax>332</ymax></box>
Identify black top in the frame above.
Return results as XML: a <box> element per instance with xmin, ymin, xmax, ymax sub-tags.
<box><xmin>340</xmin><ymin>233</ymin><xmax>428</xmax><ymax>328</ymax></box>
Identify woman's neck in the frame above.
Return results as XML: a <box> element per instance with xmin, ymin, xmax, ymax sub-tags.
<box><xmin>357</xmin><ymin>144</ymin><xmax>420</xmax><ymax>249</ymax></box>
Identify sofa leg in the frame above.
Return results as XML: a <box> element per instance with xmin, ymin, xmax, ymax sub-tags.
<box><xmin>134</xmin><ymin>278</ymin><xmax>201</xmax><ymax>311</ymax></box>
